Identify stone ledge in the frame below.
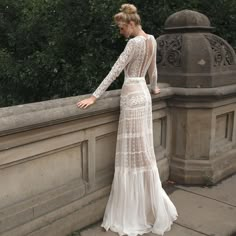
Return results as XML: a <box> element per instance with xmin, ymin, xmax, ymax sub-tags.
<box><xmin>0</xmin><ymin>178</ymin><xmax>86</xmax><ymax>233</ymax></box>
<box><xmin>2</xmin><ymin>195</ymin><xmax>108</xmax><ymax>236</ymax></box>
<box><xmin>0</xmin><ymin>181</ymin><xmax>111</xmax><ymax>236</ymax></box>
<box><xmin>1</xmin><ymin>82</ymin><xmax>236</xmax><ymax>135</ymax></box>
<box><xmin>170</xmin><ymin>148</ymin><xmax>236</xmax><ymax>184</ymax></box>
<box><xmin>0</xmin><ymin>83</ymin><xmax>169</xmax><ymax>135</ymax></box>
<box><xmin>172</xmin><ymin>83</ymin><xmax>236</xmax><ymax>97</ymax></box>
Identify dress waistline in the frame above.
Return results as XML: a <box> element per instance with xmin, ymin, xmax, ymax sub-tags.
<box><xmin>124</xmin><ymin>77</ymin><xmax>145</xmax><ymax>83</ymax></box>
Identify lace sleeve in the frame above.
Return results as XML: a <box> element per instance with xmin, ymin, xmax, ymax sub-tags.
<box><xmin>92</xmin><ymin>39</ymin><xmax>135</xmax><ymax>99</ymax></box>
<box><xmin>148</xmin><ymin>38</ymin><xmax>158</xmax><ymax>91</ymax></box>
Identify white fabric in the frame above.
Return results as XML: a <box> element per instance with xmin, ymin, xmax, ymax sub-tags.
<box><xmin>93</xmin><ymin>35</ymin><xmax>157</xmax><ymax>99</ymax></box>
<box><xmin>93</xmin><ymin>35</ymin><xmax>178</xmax><ymax>236</ymax></box>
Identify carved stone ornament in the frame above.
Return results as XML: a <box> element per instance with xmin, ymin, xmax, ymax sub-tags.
<box><xmin>204</xmin><ymin>34</ymin><xmax>235</xmax><ymax>66</ymax></box>
<box><xmin>156</xmin><ymin>34</ymin><xmax>182</xmax><ymax>67</ymax></box>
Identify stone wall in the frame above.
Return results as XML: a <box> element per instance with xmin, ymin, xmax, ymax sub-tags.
<box><xmin>1</xmin><ymin>81</ymin><xmax>236</xmax><ymax>235</ymax></box>
<box><xmin>0</xmin><ymin>85</ymin><xmax>172</xmax><ymax>236</ymax></box>
<box><xmin>169</xmin><ymin>85</ymin><xmax>236</xmax><ymax>184</ymax></box>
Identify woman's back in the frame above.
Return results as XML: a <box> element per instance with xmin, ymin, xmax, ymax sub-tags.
<box><xmin>92</xmin><ymin>34</ymin><xmax>158</xmax><ymax>99</ymax></box>
<box><xmin>124</xmin><ymin>35</ymin><xmax>156</xmax><ymax>79</ymax></box>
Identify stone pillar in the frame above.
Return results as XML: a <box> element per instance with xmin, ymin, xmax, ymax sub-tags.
<box><xmin>156</xmin><ymin>10</ymin><xmax>236</xmax><ymax>184</ymax></box>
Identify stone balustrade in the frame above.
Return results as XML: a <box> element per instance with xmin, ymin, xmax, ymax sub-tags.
<box><xmin>1</xmin><ymin>82</ymin><xmax>236</xmax><ymax>236</ymax></box>
<box><xmin>0</xmin><ymin>84</ymin><xmax>171</xmax><ymax>236</ymax></box>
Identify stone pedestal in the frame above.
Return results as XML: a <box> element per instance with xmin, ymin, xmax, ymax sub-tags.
<box><xmin>156</xmin><ymin>10</ymin><xmax>236</xmax><ymax>184</ymax></box>
<box><xmin>169</xmin><ymin>88</ymin><xmax>236</xmax><ymax>184</ymax></box>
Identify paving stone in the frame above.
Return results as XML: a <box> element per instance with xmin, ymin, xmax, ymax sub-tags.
<box><xmin>176</xmin><ymin>174</ymin><xmax>236</xmax><ymax>206</ymax></box>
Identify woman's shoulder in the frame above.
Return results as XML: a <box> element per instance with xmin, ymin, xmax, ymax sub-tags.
<box><xmin>125</xmin><ymin>37</ymin><xmax>138</xmax><ymax>47</ymax></box>
<box><xmin>132</xmin><ymin>34</ymin><xmax>155</xmax><ymax>41</ymax></box>
<box><xmin>125</xmin><ymin>34</ymin><xmax>156</xmax><ymax>47</ymax></box>
<box><xmin>148</xmin><ymin>34</ymin><xmax>156</xmax><ymax>40</ymax></box>
<box><xmin>127</xmin><ymin>36</ymin><xmax>144</xmax><ymax>46</ymax></box>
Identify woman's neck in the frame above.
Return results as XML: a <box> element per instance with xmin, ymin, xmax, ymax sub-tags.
<box><xmin>132</xmin><ymin>25</ymin><xmax>146</xmax><ymax>37</ymax></box>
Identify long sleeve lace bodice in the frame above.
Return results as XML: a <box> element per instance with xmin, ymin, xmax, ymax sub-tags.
<box><xmin>92</xmin><ymin>35</ymin><xmax>158</xmax><ymax>99</ymax></box>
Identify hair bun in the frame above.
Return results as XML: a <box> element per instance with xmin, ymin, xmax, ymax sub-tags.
<box><xmin>120</xmin><ymin>4</ymin><xmax>137</xmax><ymax>14</ymax></box>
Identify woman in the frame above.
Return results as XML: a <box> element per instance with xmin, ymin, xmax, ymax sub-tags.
<box><xmin>77</xmin><ymin>4</ymin><xmax>178</xmax><ymax>236</ymax></box>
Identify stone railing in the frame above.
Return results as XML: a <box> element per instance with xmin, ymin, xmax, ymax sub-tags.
<box><xmin>0</xmin><ymin>83</ymin><xmax>172</xmax><ymax>236</ymax></box>
<box><xmin>1</xmin><ymin>81</ymin><xmax>236</xmax><ymax>236</ymax></box>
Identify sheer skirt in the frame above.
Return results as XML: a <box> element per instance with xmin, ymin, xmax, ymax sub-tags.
<box><xmin>101</xmin><ymin>77</ymin><xmax>178</xmax><ymax>236</ymax></box>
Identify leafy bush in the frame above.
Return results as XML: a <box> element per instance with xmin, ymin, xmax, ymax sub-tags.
<box><xmin>0</xmin><ymin>0</ymin><xmax>235</xmax><ymax>107</ymax></box>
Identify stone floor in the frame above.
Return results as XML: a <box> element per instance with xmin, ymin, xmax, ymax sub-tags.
<box><xmin>70</xmin><ymin>174</ymin><xmax>236</xmax><ymax>236</ymax></box>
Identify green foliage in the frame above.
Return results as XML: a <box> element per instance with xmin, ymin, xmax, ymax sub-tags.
<box><xmin>129</xmin><ymin>0</ymin><xmax>236</xmax><ymax>44</ymax></box>
<box><xmin>0</xmin><ymin>0</ymin><xmax>235</xmax><ymax>107</ymax></box>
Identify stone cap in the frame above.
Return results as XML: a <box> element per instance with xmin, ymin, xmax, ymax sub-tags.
<box><xmin>164</xmin><ymin>9</ymin><xmax>214</xmax><ymax>32</ymax></box>
<box><xmin>0</xmin><ymin>84</ymin><xmax>169</xmax><ymax>136</ymax></box>
<box><xmin>1</xmin><ymin>83</ymin><xmax>236</xmax><ymax>135</ymax></box>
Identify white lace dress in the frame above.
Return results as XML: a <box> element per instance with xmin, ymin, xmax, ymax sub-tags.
<box><xmin>92</xmin><ymin>34</ymin><xmax>178</xmax><ymax>236</ymax></box>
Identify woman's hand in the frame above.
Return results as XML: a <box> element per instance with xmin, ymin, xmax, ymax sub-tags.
<box><xmin>77</xmin><ymin>96</ymin><xmax>97</xmax><ymax>109</ymax></box>
<box><xmin>151</xmin><ymin>87</ymin><xmax>160</xmax><ymax>94</ymax></box>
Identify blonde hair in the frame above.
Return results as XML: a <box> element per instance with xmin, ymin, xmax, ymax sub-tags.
<box><xmin>114</xmin><ymin>4</ymin><xmax>141</xmax><ymax>25</ymax></box>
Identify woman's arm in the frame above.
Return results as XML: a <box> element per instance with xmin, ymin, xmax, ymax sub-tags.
<box><xmin>92</xmin><ymin>39</ymin><xmax>135</xmax><ymax>99</ymax></box>
<box><xmin>147</xmin><ymin>38</ymin><xmax>160</xmax><ymax>94</ymax></box>
<box><xmin>77</xmin><ymin>39</ymin><xmax>135</xmax><ymax>109</ymax></box>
